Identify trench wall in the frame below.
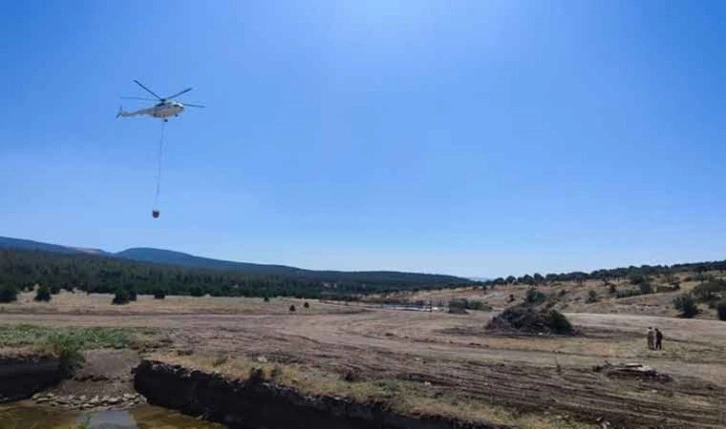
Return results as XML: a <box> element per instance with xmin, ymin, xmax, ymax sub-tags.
<box><xmin>134</xmin><ymin>360</ymin><xmax>509</xmax><ymax>429</ymax></box>
<box><xmin>0</xmin><ymin>356</ymin><xmax>61</xmax><ymax>402</ymax></box>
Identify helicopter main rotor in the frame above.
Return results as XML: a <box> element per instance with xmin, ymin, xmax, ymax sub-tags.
<box><xmin>122</xmin><ymin>80</ymin><xmax>203</xmax><ymax>108</ymax></box>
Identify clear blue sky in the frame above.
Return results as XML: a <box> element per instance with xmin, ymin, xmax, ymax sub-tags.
<box><xmin>1</xmin><ymin>1</ymin><xmax>724</xmax><ymax>278</ymax></box>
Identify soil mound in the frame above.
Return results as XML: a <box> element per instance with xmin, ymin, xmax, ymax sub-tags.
<box><xmin>593</xmin><ymin>362</ymin><xmax>672</xmax><ymax>383</ymax></box>
<box><xmin>487</xmin><ymin>305</ymin><xmax>574</xmax><ymax>335</ymax></box>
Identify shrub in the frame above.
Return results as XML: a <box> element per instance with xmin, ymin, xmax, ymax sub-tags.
<box><xmin>673</xmin><ymin>294</ymin><xmax>698</xmax><ymax>318</ymax></box>
<box><xmin>629</xmin><ymin>273</ymin><xmax>648</xmax><ymax>285</ymax></box>
<box><xmin>123</xmin><ymin>284</ymin><xmax>137</xmax><ymax>301</ymax></box>
<box><xmin>263</xmin><ymin>296</ymin><xmax>270</xmax><ymax>302</ymax></box>
<box><xmin>508</xmin><ymin>294</ymin><xmax>515</xmax><ymax>303</ymax></box>
<box><xmin>270</xmin><ymin>365</ymin><xmax>283</xmax><ymax>380</ymax></box>
<box><xmin>467</xmin><ymin>300</ymin><xmax>492</xmax><ymax>311</ymax></box>
<box><xmin>50</xmin><ymin>285</ymin><xmax>61</xmax><ymax>295</ymax></box>
<box><xmin>586</xmin><ymin>290</ymin><xmax>598</xmax><ymax>303</ymax></box>
<box><xmin>0</xmin><ymin>285</ymin><xmax>18</xmax><ymax>303</ymax></box>
<box><xmin>248</xmin><ymin>367</ymin><xmax>266</xmax><ymax>384</ymax></box>
<box><xmin>608</xmin><ymin>283</ymin><xmax>617</xmax><ymax>295</ymax></box>
<box><xmin>34</xmin><ymin>285</ymin><xmax>52</xmax><ymax>302</ymax></box>
<box><xmin>153</xmin><ymin>288</ymin><xmax>166</xmax><ymax>299</ymax></box>
<box><xmin>303</xmin><ymin>301</ymin><xmax>310</xmax><ymax>309</ymax></box>
<box><xmin>525</xmin><ymin>287</ymin><xmax>546</xmax><ymax>305</ymax></box>
<box><xmin>289</xmin><ymin>305</ymin><xmax>296</xmax><ymax>312</ymax></box>
<box><xmin>487</xmin><ymin>305</ymin><xmax>573</xmax><ymax>335</ymax></box>
<box><xmin>616</xmin><ymin>289</ymin><xmax>642</xmax><ymax>299</ymax></box>
<box><xmin>692</xmin><ymin>279</ymin><xmax>726</xmax><ymax>303</ymax></box>
<box><xmin>548</xmin><ymin>310</ymin><xmax>573</xmax><ymax>334</ymax></box>
<box><xmin>189</xmin><ymin>286</ymin><xmax>205</xmax><ymax>297</ymax></box>
<box><xmin>46</xmin><ymin>332</ymin><xmax>84</xmax><ymax>376</ymax></box>
<box><xmin>638</xmin><ymin>281</ymin><xmax>653</xmax><ymax>295</ymax></box>
<box><xmin>655</xmin><ymin>284</ymin><xmax>679</xmax><ymax>293</ymax></box>
<box><xmin>212</xmin><ymin>355</ymin><xmax>229</xmax><ymax>367</ymax></box>
<box><xmin>717</xmin><ymin>301</ymin><xmax>726</xmax><ymax>321</ymax></box>
<box><xmin>112</xmin><ymin>288</ymin><xmax>131</xmax><ymax>305</ymax></box>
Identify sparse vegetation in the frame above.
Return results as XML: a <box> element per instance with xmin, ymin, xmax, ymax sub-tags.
<box><xmin>586</xmin><ymin>290</ymin><xmax>598</xmax><ymax>303</ymax></box>
<box><xmin>212</xmin><ymin>355</ymin><xmax>229</xmax><ymax>367</ymax></box>
<box><xmin>0</xmin><ymin>325</ymin><xmax>132</xmax><ymax>350</ymax></box>
<box><xmin>692</xmin><ymin>279</ymin><xmax>726</xmax><ymax>304</ymax></box>
<box><xmin>0</xmin><ymin>325</ymin><xmax>132</xmax><ymax>376</ymax></box>
<box><xmin>289</xmin><ymin>304</ymin><xmax>296</xmax><ymax>312</ymax></box>
<box><xmin>303</xmin><ymin>301</ymin><xmax>310</xmax><ymax>308</ymax></box>
<box><xmin>54</xmin><ymin>417</ymin><xmax>90</xmax><ymax>429</ymax></box>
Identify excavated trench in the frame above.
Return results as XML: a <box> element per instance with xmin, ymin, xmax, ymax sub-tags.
<box><xmin>0</xmin><ymin>356</ymin><xmax>507</xmax><ymax>429</ymax></box>
<box><xmin>133</xmin><ymin>360</ymin><xmax>509</xmax><ymax>429</ymax></box>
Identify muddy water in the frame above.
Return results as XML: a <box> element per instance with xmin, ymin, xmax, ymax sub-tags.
<box><xmin>0</xmin><ymin>403</ymin><xmax>225</xmax><ymax>429</ymax></box>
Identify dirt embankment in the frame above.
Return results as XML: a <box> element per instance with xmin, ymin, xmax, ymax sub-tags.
<box><xmin>133</xmin><ymin>360</ymin><xmax>510</xmax><ymax>429</ymax></box>
<box><xmin>0</xmin><ymin>349</ymin><xmax>146</xmax><ymax>411</ymax></box>
<box><xmin>0</xmin><ymin>355</ymin><xmax>60</xmax><ymax>402</ymax></box>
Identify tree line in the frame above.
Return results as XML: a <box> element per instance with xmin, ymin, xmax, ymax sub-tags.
<box><xmin>483</xmin><ymin>260</ymin><xmax>726</xmax><ymax>287</ymax></box>
<box><xmin>0</xmin><ymin>249</ymin><xmax>468</xmax><ymax>299</ymax></box>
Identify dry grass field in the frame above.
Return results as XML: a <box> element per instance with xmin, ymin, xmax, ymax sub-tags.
<box><xmin>1</xmin><ymin>291</ymin><xmax>725</xmax><ymax>428</ymax></box>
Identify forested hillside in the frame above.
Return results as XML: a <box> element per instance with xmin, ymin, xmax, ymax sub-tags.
<box><xmin>484</xmin><ymin>260</ymin><xmax>726</xmax><ymax>286</ymax></box>
<box><xmin>0</xmin><ymin>249</ymin><xmax>469</xmax><ymax>298</ymax></box>
<box><xmin>116</xmin><ymin>247</ymin><xmax>468</xmax><ymax>285</ymax></box>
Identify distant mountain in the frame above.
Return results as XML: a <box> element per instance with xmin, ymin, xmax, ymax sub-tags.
<box><xmin>116</xmin><ymin>247</ymin><xmax>469</xmax><ymax>285</ymax></box>
<box><xmin>0</xmin><ymin>236</ymin><xmax>470</xmax><ymax>286</ymax></box>
<box><xmin>116</xmin><ymin>247</ymin><xmax>300</xmax><ymax>276</ymax></box>
<box><xmin>0</xmin><ymin>236</ymin><xmax>83</xmax><ymax>255</ymax></box>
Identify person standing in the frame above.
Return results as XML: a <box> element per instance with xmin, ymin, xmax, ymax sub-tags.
<box><xmin>647</xmin><ymin>327</ymin><xmax>655</xmax><ymax>350</ymax></box>
<box><xmin>655</xmin><ymin>328</ymin><xmax>663</xmax><ymax>350</ymax></box>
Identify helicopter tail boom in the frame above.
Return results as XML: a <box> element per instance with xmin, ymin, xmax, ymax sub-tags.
<box><xmin>116</xmin><ymin>106</ymin><xmax>148</xmax><ymax>118</ymax></box>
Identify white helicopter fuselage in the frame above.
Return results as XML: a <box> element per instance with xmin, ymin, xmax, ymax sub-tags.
<box><xmin>117</xmin><ymin>102</ymin><xmax>184</xmax><ymax>119</ymax></box>
<box><xmin>151</xmin><ymin>102</ymin><xmax>184</xmax><ymax>118</ymax></box>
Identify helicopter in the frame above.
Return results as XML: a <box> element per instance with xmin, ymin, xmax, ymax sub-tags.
<box><xmin>117</xmin><ymin>80</ymin><xmax>204</xmax><ymax>121</ymax></box>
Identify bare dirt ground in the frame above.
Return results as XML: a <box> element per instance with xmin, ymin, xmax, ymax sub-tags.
<box><xmin>1</xmin><ymin>293</ymin><xmax>725</xmax><ymax>428</ymax></box>
<box><xmin>51</xmin><ymin>349</ymin><xmax>140</xmax><ymax>398</ymax></box>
